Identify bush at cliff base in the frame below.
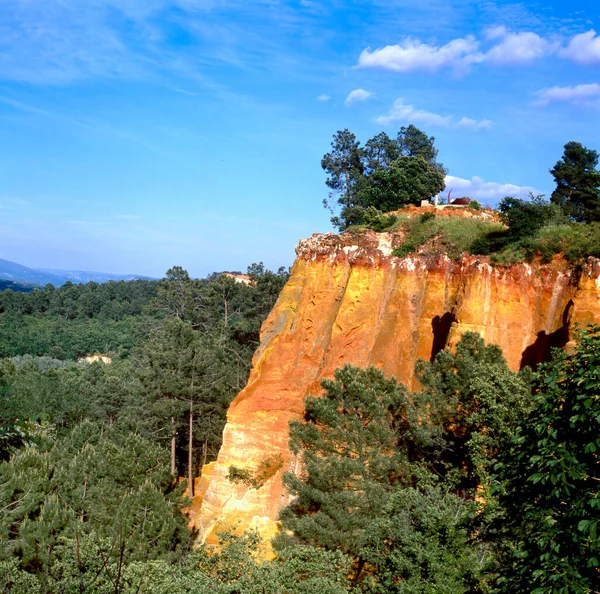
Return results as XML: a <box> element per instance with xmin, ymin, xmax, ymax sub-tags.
<box><xmin>277</xmin><ymin>347</ymin><xmax>533</xmax><ymax>594</ymax></box>
<box><xmin>494</xmin><ymin>325</ymin><xmax>600</xmax><ymax>594</ymax></box>
<box><xmin>0</xmin><ymin>530</ymin><xmax>352</xmax><ymax>594</ymax></box>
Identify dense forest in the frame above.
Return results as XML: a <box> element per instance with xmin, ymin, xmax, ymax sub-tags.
<box><xmin>1</xmin><ymin>261</ymin><xmax>598</xmax><ymax>592</ymax></box>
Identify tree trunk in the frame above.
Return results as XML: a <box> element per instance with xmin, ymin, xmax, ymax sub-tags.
<box><xmin>202</xmin><ymin>440</ymin><xmax>207</xmax><ymax>468</ymax></box>
<box><xmin>353</xmin><ymin>558</ymin><xmax>366</xmax><ymax>584</ymax></box>
<box><xmin>188</xmin><ymin>404</ymin><xmax>194</xmax><ymax>498</ymax></box>
<box><xmin>171</xmin><ymin>417</ymin><xmax>176</xmax><ymax>476</ymax></box>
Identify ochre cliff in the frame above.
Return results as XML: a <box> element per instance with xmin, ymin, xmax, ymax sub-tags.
<box><xmin>191</xmin><ymin>230</ymin><xmax>600</xmax><ymax>546</ymax></box>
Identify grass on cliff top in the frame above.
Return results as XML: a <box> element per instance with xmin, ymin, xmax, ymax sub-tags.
<box><xmin>390</xmin><ymin>213</ymin><xmax>504</xmax><ymax>260</ymax></box>
<box><xmin>487</xmin><ymin>222</ymin><xmax>600</xmax><ymax>266</ymax></box>
<box><xmin>388</xmin><ymin>213</ymin><xmax>600</xmax><ymax>265</ymax></box>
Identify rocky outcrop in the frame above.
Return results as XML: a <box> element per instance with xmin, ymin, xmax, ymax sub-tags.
<box><xmin>192</xmin><ymin>231</ymin><xmax>600</xmax><ymax>546</ymax></box>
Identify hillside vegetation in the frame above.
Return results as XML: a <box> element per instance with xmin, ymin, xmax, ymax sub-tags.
<box><xmin>1</xmin><ymin>129</ymin><xmax>599</xmax><ymax>592</ymax></box>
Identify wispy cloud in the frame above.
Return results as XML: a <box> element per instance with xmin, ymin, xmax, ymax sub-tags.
<box><xmin>442</xmin><ymin>175</ymin><xmax>543</xmax><ymax>204</ymax></box>
<box><xmin>0</xmin><ymin>0</ymin><xmax>323</xmax><ymax>88</ymax></box>
<box><xmin>345</xmin><ymin>88</ymin><xmax>373</xmax><ymax>105</ymax></box>
<box><xmin>535</xmin><ymin>83</ymin><xmax>600</xmax><ymax>106</ymax></box>
<box><xmin>377</xmin><ymin>99</ymin><xmax>490</xmax><ymax>130</ymax></box>
<box><xmin>455</xmin><ymin>117</ymin><xmax>492</xmax><ymax>131</ymax></box>
<box><xmin>0</xmin><ymin>95</ymin><xmax>165</xmax><ymax>153</ymax></box>
<box><xmin>316</xmin><ymin>93</ymin><xmax>330</xmax><ymax>102</ymax></box>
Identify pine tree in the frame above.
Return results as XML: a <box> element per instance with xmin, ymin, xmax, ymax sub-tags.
<box><xmin>550</xmin><ymin>141</ymin><xmax>600</xmax><ymax>222</ymax></box>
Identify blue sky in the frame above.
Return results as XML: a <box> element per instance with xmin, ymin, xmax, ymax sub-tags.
<box><xmin>0</xmin><ymin>0</ymin><xmax>599</xmax><ymax>278</ymax></box>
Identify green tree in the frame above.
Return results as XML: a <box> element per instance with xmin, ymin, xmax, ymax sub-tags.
<box><xmin>321</xmin><ymin>129</ymin><xmax>365</xmax><ymax>221</ymax></box>
<box><xmin>550</xmin><ymin>141</ymin><xmax>600</xmax><ymax>222</ymax></box>
<box><xmin>495</xmin><ymin>326</ymin><xmax>600</xmax><ymax>593</ymax></box>
<box><xmin>415</xmin><ymin>331</ymin><xmax>533</xmax><ymax>492</ymax></box>
<box><xmin>359</xmin><ymin>485</ymin><xmax>487</xmax><ymax>594</ymax></box>
<box><xmin>279</xmin><ymin>366</ymin><xmax>415</xmax><ymax>581</ymax></box>
<box><xmin>0</xmin><ymin>422</ymin><xmax>190</xmax><ymax>589</ymax></box>
<box><xmin>363</xmin><ymin>132</ymin><xmax>400</xmax><ymax>174</ymax></box>
<box><xmin>498</xmin><ymin>195</ymin><xmax>565</xmax><ymax>242</ymax></box>
<box><xmin>321</xmin><ymin>126</ymin><xmax>446</xmax><ymax>230</ymax></box>
<box><xmin>153</xmin><ymin>266</ymin><xmax>196</xmax><ymax>322</ymax></box>
<box><xmin>397</xmin><ymin>124</ymin><xmax>440</xmax><ymax>163</ymax></box>
<box><xmin>359</xmin><ymin>155</ymin><xmax>445</xmax><ymax>212</ymax></box>
<box><xmin>138</xmin><ymin>319</ymin><xmax>239</xmax><ymax>486</ymax></box>
<box><xmin>278</xmin><ymin>364</ymin><xmax>486</xmax><ymax>591</ymax></box>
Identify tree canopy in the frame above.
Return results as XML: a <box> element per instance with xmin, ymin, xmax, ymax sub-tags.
<box><xmin>322</xmin><ymin>125</ymin><xmax>446</xmax><ymax>230</ymax></box>
<box><xmin>550</xmin><ymin>141</ymin><xmax>600</xmax><ymax>223</ymax></box>
<box><xmin>494</xmin><ymin>326</ymin><xmax>600</xmax><ymax>593</ymax></box>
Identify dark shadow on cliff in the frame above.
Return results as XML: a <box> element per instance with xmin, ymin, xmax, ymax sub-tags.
<box><xmin>431</xmin><ymin>312</ymin><xmax>457</xmax><ymax>361</ymax></box>
<box><xmin>520</xmin><ymin>300</ymin><xmax>574</xmax><ymax>371</ymax></box>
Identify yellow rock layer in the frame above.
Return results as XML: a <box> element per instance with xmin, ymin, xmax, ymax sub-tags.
<box><xmin>193</xmin><ymin>231</ymin><xmax>600</xmax><ymax>549</ymax></box>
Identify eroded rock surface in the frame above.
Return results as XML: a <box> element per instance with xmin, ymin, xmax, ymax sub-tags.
<box><xmin>193</xmin><ymin>231</ymin><xmax>600</xmax><ymax>546</ymax></box>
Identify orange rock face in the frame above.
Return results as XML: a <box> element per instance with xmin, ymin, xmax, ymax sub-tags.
<box><xmin>193</xmin><ymin>231</ymin><xmax>600</xmax><ymax>546</ymax></box>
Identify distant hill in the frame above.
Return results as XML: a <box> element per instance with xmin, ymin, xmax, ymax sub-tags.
<box><xmin>0</xmin><ymin>258</ymin><xmax>154</xmax><ymax>288</ymax></box>
<box><xmin>0</xmin><ymin>259</ymin><xmax>64</xmax><ymax>286</ymax></box>
<box><xmin>38</xmin><ymin>269</ymin><xmax>155</xmax><ymax>284</ymax></box>
<box><xmin>0</xmin><ymin>279</ymin><xmax>37</xmax><ymax>293</ymax></box>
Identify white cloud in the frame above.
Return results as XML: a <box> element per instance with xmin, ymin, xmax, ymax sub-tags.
<box><xmin>559</xmin><ymin>30</ymin><xmax>600</xmax><ymax>65</ymax></box>
<box><xmin>358</xmin><ymin>27</ymin><xmax>600</xmax><ymax>74</ymax></box>
<box><xmin>345</xmin><ymin>88</ymin><xmax>373</xmax><ymax>105</ymax></box>
<box><xmin>485</xmin><ymin>31</ymin><xmax>555</xmax><ymax>65</ymax></box>
<box><xmin>316</xmin><ymin>93</ymin><xmax>331</xmax><ymax>102</ymax></box>
<box><xmin>455</xmin><ymin>117</ymin><xmax>492</xmax><ymax>131</ymax></box>
<box><xmin>357</xmin><ymin>36</ymin><xmax>479</xmax><ymax>73</ymax></box>
<box><xmin>535</xmin><ymin>83</ymin><xmax>600</xmax><ymax>106</ymax></box>
<box><xmin>442</xmin><ymin>175</ymin><xmax>543</xmax><ymax>204</ymax></box>
<box><xmin>484</xmin><ymin>25</ymin><xmax>508</xmax><ymax>41</ymax></box>
<box><xmin>376</xmin><ymin>99</ymin><xmax>490</xmax><ymax>131</ymax></box>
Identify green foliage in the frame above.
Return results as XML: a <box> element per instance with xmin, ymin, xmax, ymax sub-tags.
<box><xmin>499</xmin><ymin>195</ymin><xmax>566</xmax><ymax>241</ymax></box>
<box><xmin>494</xmin><ymin>326</ymin><xmax>600</xmax><ymax>593</ymax></box>
<box><xmin>138</xmin><ymin>318</ymin><xmax>248</xmax><ymax>477</ymax></box>
<box><xmin>0</xmin><ymin>422</ymin><xmax>191</xmax><ymax>589</ymax></box>
<box><xmin>227</xmin><ymin>454</ymin><xmax>284</xmax><ymax>489</ymax></box>
<box><xmin>343</xmin><ymin>206</ymin><xmax>398</xmax><ymax>232</ymax></box>
<box><xmin>359</xmin><ymin>155</ymin><xmax>445</xmax><ymax>213</ymax></box>
<box><xmin>279</xmin><ymin>360</ymin><xmax>496</xmax><ymax>590</ymax></box>
<box><xmin>550</xmin><ymin>141</ymin><xmax>600</xmax><ymax>223</ymax></box>
<box><xmin>359</xmin><ymin>485</ymin><xmax>488</xmax><ymax>594</ymax></box>
<box><xmin>280</xmin><ymin>366</ymin><xmax>415</xmax><ymax>561</ymax></box>
<box><xmin>397</xmin><ymin>125</ymin><xmax>442</xmax><ymax>163</ymax></box>
<box><xmin>0</xmin><ymin>261</ymin><xmax>294</xmax><ymax>591</ymax></box>
<box><xmin>1</xmin><ymin>529</ymin><xmax>352</xmax><ymax>594</ymax></box>
<box><xmin>480</xmin><ymin>220</ymin><xmax>600</xmax><ymax>266</ymax></box>
<box><xmin>321</xmin><ymin>129</ymin><xmax>365</xmax><ymax>221</ymax></box>
<box><xmin>0</xmin><ymin>262</ymin><xmax>289</xmax><ymax>360</ymax></box>
<box><xmin>0</xmin><ymin>358</ymin><xmax>141</xmax><ymax>434</ymax></box>
<box><xmin>0</xmin><ymin>314</ymin><xmax>148</xmax><ymax>360</ymax></box>
<box><xmin>322</xmin><ymin>125</ymin><xmax>445</xmax><ymax>230</ymax></box>
<box><xmin>391</xmin><ymin>214</ymin><xmax>502</xmax><ymax>259</ymax></box>
<box><xmin>415</xmin><ymin>332</ymin><xmax>533</xmax><ymax>492</ymax></box>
